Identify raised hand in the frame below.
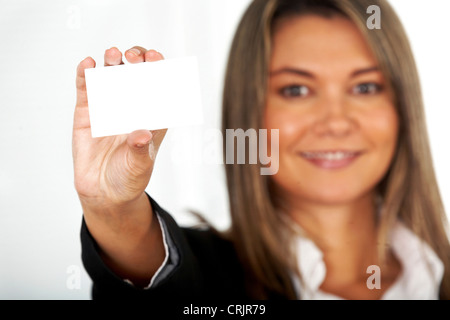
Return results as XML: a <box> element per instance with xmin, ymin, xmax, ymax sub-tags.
<box><xmin>73</xmin><ymin>46</ymin><xmax>167</xmax><ymax>211</ymax></box>
<box><xmin>72</xmin><ymin>47</ymin><xmax>167</xmax><ymax>285</ymax></box>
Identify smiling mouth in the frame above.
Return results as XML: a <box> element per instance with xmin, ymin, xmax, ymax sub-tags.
<box><xmin>299</xmin><ymin>150</ymin><xmax>363</xmax><ymax>169</ymax></box>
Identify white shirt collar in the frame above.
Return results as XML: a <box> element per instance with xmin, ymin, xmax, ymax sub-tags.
<box><xmin>292</xmin><ymin>221</ymin><xmax>444</xmax><ymax>300</ymax></box>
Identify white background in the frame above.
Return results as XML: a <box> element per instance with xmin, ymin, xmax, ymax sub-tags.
<box><xmin>0</xmin><ymin>0</ymin><xmax>448</xmax><ymax>299</ymax></box>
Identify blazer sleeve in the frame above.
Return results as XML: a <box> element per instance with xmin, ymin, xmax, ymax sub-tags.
<box><xmin>80</xmin><ymin>194</ymin><xmax>247</xmax><ymax>301</ymax></box>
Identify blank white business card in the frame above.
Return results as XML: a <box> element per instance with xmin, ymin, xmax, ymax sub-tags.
<box><xmin>85</xmin><ymin>56</ymin><xmax>204</xmax><ymax>138</ymax></box>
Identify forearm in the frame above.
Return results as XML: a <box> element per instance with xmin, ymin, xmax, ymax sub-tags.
<box><xmin>82</xmin><ymin>192</ymin><xmax>165</xmax><ymax>287</ymax></box>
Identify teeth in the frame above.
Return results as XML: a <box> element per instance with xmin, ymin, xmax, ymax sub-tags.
<box><xmin>302</xmin><ymin>151</ymin><xmax>356</xmax><ymax>160</ymax></box>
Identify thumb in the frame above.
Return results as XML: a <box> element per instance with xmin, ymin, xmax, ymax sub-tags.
<box><xmin>126</xmin><ymin>130</ymin><xmax>155</xmax><ymax>170</ymax></box>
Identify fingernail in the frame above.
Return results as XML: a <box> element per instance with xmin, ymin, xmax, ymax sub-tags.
<box><xmin>128</xmin><ymin>48</ymin><xmax>140</xmax><ymax>56</ymax></box>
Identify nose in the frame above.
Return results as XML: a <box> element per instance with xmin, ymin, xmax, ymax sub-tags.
<box><xmin>312</xmin><ymin>93</ymin><xmax>356</xmax><ymax>137</ymax></box>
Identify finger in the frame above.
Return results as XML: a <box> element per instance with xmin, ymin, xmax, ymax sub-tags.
<box><xmin>126</xmin><ymin>130</ymin><xmax>154</xmax><ymax>172</ymax></box>
<box><xmin>128</xmin><ymin>130</ymin><xmax>153</xmax><ymax>148</ymax></box>
<box><xmin>104</xmin><ymin>47</ymin><xmax>124</xmax><ymax>66</ymax></box>
<box><xmin>124</xmin><ymin>46</ymin><xmax>148</xmax><ymax>64</ymax></box>
<box><xmin>127</xmin><ymin>129</ymin><xmax>167</xmax><ymax>163</ymax></box>
<box><xmin>74</xmin><ymin>57</ymin><xmax>96</xmax><ymax>133</ymax></box>
<box><xmin>144</xmin><ymin>50</ymin><xmax>164</xmax><ymax>62</ymax></box>
<box><xmin>76</xmin><ymin>56</ymin><xmax>96</xmax><ymax>107</ymax></box>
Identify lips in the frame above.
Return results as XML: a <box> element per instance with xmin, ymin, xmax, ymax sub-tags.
<box><xmin>299</xmin><ymin>150</ymin><xmax>362</xmax><ymax>169</ymax></box>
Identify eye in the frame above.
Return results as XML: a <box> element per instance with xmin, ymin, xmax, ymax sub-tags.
<box><xmin>279</xmin><ymin>85</ymin><xmax>310</xmax><ymax>98</ymax></box>
<box><xmin>352</xmin><ymin>83</ymin><xmax>383</xmax><ymax>95</ymax></box>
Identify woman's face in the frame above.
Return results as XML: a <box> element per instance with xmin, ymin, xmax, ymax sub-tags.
<box><xmin>265</xmin><ymin>15</ymin><xmax>399</xmax><ymax>206</ymax></box>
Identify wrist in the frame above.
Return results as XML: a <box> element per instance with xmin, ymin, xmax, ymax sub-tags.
<box><xmin>82</xmin><ymin>192</ymin><xmax>153</xmax><ymax>234</ymax></box>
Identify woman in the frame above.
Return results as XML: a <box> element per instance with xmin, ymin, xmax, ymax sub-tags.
<box><xmin>73</xmin><ymin>0</ymin><xmax>450</xmax><ymax>300</ymax></box>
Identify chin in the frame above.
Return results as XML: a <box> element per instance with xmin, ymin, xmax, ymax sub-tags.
<box><xmin>271</xmin><ymin>169</ymin><xmax>378</xmax><ymax>207</ymax></box>
<box><xmin>294</xmin><ymin>182</ymin><xmax>372</xmax><ymax>206</ymax></box>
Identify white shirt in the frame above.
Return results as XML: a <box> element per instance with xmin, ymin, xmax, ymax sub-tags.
<box><xmin>292</xmin><ymin>221</ymin><xmax>444</xmax><ymax>299</ymax></box>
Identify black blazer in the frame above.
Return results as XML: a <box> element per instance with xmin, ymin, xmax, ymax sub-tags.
<box><xmin>81</xmin><ymin>195</ymin><xmax>285</xmax><ymax>301</ymax></box>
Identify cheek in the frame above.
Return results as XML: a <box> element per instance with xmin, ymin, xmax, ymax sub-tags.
<box><xmin>264</xmin><ymin>103</ymin><xmax>312</xmax><ymax>148</ymax></box>
<box><xmin>363</xmin><ymin>104</ymin><xmax>399</xmax><ymax>156</ymax></box>
<box><xmin>263</xmin><ymin>104</ymin><xmax>312</xmax><ymax>193</ymax></box>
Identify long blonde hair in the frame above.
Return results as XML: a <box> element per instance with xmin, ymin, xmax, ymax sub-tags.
<box><xmin>221</xmin><ymin>0</ymin><xmax>450</xmax><ymax>299</ymax></box>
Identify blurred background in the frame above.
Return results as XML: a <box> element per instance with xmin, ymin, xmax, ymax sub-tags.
<box><xmin>0</xmin><ymin>0</ymin><xmax>448</xmax><ymax>299</ymax></box>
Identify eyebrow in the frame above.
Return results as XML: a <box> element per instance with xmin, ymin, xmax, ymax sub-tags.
<box><xmin>269</xmin><ymin>66</ymin><xmax>380</xmax><ymax>78</ymax></box>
